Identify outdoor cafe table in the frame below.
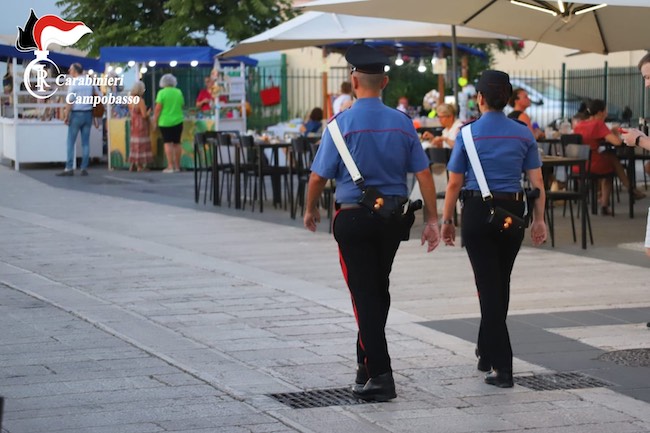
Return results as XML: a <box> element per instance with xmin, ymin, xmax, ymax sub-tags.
<box><xmin>541</xmin><ymin>155</ymin><xmax>588</xmax><ymax>249</ymax></box>
<box><xmin>255</xmin><ymin>141</ymin><xmax>294</xmax><ymax>216</ymax></box>
<box><xmin>211</xmin><ymin>139</ymin><xmax>294</xmax><ymax>213</ymax></box>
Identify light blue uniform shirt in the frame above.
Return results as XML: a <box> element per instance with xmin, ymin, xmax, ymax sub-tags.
<box><xmin>447</xmin><ymin>111</ymin><xmax>540</xmax><ymax>193</ymax></box>
<box><xmin>310</xmin><ymin>97</ymin><xmax>429</xmax><ymax>203</ymax></box>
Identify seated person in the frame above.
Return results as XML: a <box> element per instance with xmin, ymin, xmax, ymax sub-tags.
<box><xmin>507</xmin><ymin>88</ymin><xmax>544</xmax><ymax>139</ymax></box>
<box><xmin>573</xmin><ymin>99</ymin><xmax>645</xmax><ymax>215</ymax></box>
<box><xmin>396</xmin><ymin>96</ymin><xmax>409</xmax><ymax>114</ymax></box>
<box><xmin>195</xmin><ymin>77</ymin><xmax>213</xmax><ymax>112</ymax></box>
<box><xmin>332</xmin><ymin>81</ymin><xmax>353</xmax><ymax>115</ymax></box>
<box><xmin>300</xmin><ymin>107</ymin><xmax>323</xmax><ymax>136</ymax></box>
<box><xmin>421</xmin><ymin>103</ymin><xmax>463</xmax><ymax>149</ymax></box>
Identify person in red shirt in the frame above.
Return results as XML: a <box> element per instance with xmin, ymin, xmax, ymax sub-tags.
<box><xmin>195</xmin><ymin>77</ymin><xmax>213</xmax><ymax>112</ymax></box>
<box><xmin>574</xmin><ymin>99</ymin><xmax>645</xmax><ymax>215</ymax></box>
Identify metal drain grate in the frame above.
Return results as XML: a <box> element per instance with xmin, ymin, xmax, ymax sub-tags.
<box><xmin>598</xmin><ymin>348</ymin><xmax>650</xmax><ymax>367</ymax></box>
<box><xmin>515</xmin><ymin>372</ymin><xmax>609</xmax><ymax>391</ymax></box>
<box><xmin>269</xmin><ymin>387</ymin><xmax>369</xmax><ymax>409</ymax></box>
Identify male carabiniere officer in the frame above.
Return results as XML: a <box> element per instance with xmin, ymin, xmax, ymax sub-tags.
<box><xmin>304</xmin><ymin>44</ymin><xmax>441</xmax><ymax>402</ymax></box>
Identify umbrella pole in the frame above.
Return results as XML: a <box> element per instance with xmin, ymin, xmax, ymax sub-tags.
<box><xmin>451</xmin><ymin>25</ymin><xmax>459</xmax><ymax>110</ymax></box>
<box><xmin>322</xmin><ymin>48</ymin><xmax>330</xmax><ymax>118</ymax></box>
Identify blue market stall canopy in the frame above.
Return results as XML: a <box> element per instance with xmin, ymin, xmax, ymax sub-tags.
<box><xmin>99</xmin><ymin>46</ymin><xmax>258</xmax><ymax>67</ymax></box>
<box><xmin>0</xmin><ymin>40</ymin><xmax>103</xmax><ymax>72</ymax></box>
<box><xmin>323</xmin><ymin>40</ymin><xmax>487</xmax><ymax>60</ymax></box>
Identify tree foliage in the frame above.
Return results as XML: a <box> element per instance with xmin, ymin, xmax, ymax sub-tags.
<box><xmin>55</xmin><ymin>0</ymin><xmax>296</xmax><ymax>56</ymax></box>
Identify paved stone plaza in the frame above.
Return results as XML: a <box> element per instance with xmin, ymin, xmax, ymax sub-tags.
<box><xmin>0</xmin><ymin>165</ymin><xmax>649</xmax><ymax>433</ymax></box>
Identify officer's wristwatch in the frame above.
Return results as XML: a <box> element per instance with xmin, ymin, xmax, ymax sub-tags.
<box><xmin>442</xmin><ymin>219</ymin><xmax>454</xmax><ymax>225</ymax></box>
<box><xmin>635</xmin><ymin>135</ymin><xmax>642</xmax><ymax>147</ymax></box>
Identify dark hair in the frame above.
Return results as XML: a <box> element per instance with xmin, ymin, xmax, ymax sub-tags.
<box><xmin>639</xmin><ymin>52</ymin><xmax>650</xmax><ymax>70</ymax></box>
<box><xmin>480</xmin><ymin>91</ymin><xmax>509</xmax><ymax>111</ymax></box>
<box><xmin>508</xmin><ymin>88</ymin><xmax>525</xmax><ymax>108</ymax></box>
<box><xmin>340</xmin><ymin>81</ymin><xmax>352</xmax><ymax>94</ymax></box>
<box><xmin>70</xmin><ymin>63</ymin><xmax>83</xmax><ymax>74</ymax></box>
<box><xmin>309</xmin><ymin>107</ymin><xmax>324</xmax><ymax>122</ymax></box>
<box><xmin>581</xmin><ymin>99</ymin><xmax>606</xmax><ymax>116</ymax></box>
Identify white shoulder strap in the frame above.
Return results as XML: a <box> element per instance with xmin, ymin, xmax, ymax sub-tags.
<box><xmin>461</xmin><ymin>124</ymin><xmax>492</xmax><ymax>200</ymax></box>
<box><xmin>327</xmin><ymin>119</ymin><xmax>364</xmax><ymax>186</ymax></box>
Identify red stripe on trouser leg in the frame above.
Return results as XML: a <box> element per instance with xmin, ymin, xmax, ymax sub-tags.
<box><xmin>338</xmin><ymin>246</ymin><xmax>365</xmax><ymax>353</ymax></box>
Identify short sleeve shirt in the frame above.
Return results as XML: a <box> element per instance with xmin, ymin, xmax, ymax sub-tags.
<box><xmin>310</xmin><ymin>97</ymin><xmax>429</xmax><ymax>203</ymax></box>
<box><xmin>447</xmin><ymin>111</ymin><xmax>540</xmax><ymax>192</ymax></box>
<box><xmin>442</xmin><ymin>118</ymin><xmax>464</xmax><ymax>148</ymax></box>
<box><xmin>156</xmin><ymin>87</ymin><xmax>185</xmax><ymax>127</ymax></box>
<box><xmin>67</xmin><ymin>76</ymin><xmax>99</xmax><ymax>112</ymax></box>
<box><xmin>573</xmin><ymin>118</ymin><xmax>614</xmax><ymax>174</ymax></box>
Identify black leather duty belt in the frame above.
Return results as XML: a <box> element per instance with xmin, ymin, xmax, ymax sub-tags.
<box><xmin>462</xmin><ymin>190</ymin><xmax>525</xmax><ymax>201</ymax></box>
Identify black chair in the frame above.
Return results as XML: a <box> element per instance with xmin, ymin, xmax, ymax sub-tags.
<box><xmin>193</xmin><ymin>132</ymin><xmax>214</xmax><ymax>204</ymax></box>
<box><xmin>248</xmin><ymin>140</ymin><xmax>292</xmax><ymax>214</ymax></box>
<box><xmin>545</xmin><ymin>144</ymin><xmax>593</xmax><ymax>247</ymax></box>
<box><xmin>559</xmin><ymin>133</ymin><xmax>582</xmax><ymax>155</ymax></box>
<box><xmin>309</xmin><ymin>141</ymin><xmax>336</xmax><ymax>232</ymax></box>
<box><xmin>291</xmin><ymin>136</ymin><xmax>314</xmax><ymax>219</ymax></box>
<box><xmin>587</xmin><ymin>140</ymin><xmax>618</xmax><ymax>216</ymax></box>
<box><xmin>238</xmin><ymin>134</ymin><xmax>264</xmax><ymax>210</ymax></box>
<box><xmin>213</xmin><ymin>131</ymin><xmax>241</xmax><ymax>207</ymax></box>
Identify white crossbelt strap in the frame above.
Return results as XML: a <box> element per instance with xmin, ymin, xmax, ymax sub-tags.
<box><xmin>461</xmin><ymin>124</ymin><xmax>492</xmax><ymax>200</ymax></box>
<box><xmin>327</xmin><ymin>119</ymin><xmax>364</xmax><ymax>186</ymax></box>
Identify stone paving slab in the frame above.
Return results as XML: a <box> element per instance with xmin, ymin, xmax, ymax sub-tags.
<box><xmin>0</xmin><ymin>166</ymin><xmax>649</xmax><ymax>433</ymax></box>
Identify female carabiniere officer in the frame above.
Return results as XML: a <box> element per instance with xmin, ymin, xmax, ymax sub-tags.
<box><xmin>303</xmin><ymin>44</ymin><xmax>441</xmax><ymax>402</ymax></box>
<box><xmin>441</xmin><ymin>70</ymin><xmax>547</xmax><ymax>388</ymax></box>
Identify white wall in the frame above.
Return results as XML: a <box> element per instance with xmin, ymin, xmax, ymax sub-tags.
<box><xmin>493</xmin><ymin>42</ymin><xmax>647</xmax><ymax>72</ymax></box>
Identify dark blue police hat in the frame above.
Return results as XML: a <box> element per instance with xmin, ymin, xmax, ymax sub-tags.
<box><xmin>345</xmin><ymin>44</ymin><xmax>389</xmax><ymax>74</ymax></box>
<box><xmin>476</xmin><ymin>69</ymin><xmax>512</xmax><ymax>100</ymax></box>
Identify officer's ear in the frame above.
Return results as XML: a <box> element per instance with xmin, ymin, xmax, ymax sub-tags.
<box><xmin>380</xmin><ymin>75</ymin><xmax>389</xmax><ymax>90</ymax></box>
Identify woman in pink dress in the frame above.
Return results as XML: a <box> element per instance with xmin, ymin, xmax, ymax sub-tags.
<box><xmin>128</xmin><ymin>81</ymin><xmax>153</xmax><ymax>171</ymax></box>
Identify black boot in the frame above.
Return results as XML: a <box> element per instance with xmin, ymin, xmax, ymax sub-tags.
<box><xmin>475</xmin><ymin>346</ymin><xmax>491</xmax><ymax>372</ymax></box>
<box><xmin>352</xmin><ymin>363</ymin><xmax>369</xmax><ymax>393</ymax></box>
<box><xmin>484</xmin><ymin>369</ymin><xmax>514</xmax><ymax>388</ymax></box>
<box><xmin>352</xmin><ymin>371</ymin><xmax>397</xmax><ymax>402</ymax></box>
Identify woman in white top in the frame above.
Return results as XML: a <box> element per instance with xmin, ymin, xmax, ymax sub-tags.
<box><xmin>422</xmin><ymin>103</ymin><xmax>463</xmax><ymax>149</ymax></box>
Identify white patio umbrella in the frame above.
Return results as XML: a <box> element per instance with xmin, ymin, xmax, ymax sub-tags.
<box><xmin>220</xmin><ymin>12</ymin><xmax>514</xmax><ymax>112</ymax></box>
<box><xmin>220</xmin><ymin>11</ymin><xmax>512</xmax><ymax>57</ymax></box>
<box><xmin>300</xmin><ymin>0</ymin><xmax>650</xmax><ymax>55</ymax></box>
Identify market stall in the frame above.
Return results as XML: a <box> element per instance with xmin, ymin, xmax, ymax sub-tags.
<box><xmin>99</xmin><ymin>46</ymin><xmax>257</xmax><ymax>170</ymax></box>
<box><xmin>0</xmin><ymin>35</ymin><xmax>104</xmax><ymax>170</ymax></box>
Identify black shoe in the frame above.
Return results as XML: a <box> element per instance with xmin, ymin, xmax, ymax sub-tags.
<box><xmin>484</xmin><ymin>369</ymin><xmax>514</xmax><ymax>388</ymax></box>
<box><xmin>56</xmin><ymin>170</ymin><xmax>73</xmax><ymax>176</ymax></box>
<box><xmin>352</xmin><ymin>371</ymin><xmax>396</xmax><ymax>402</ymax></box>
<box><xmin>475</xmin><ymin>347</ymin><xmax>491</xmax><ymax>372</ymax></box>
<box><xmin>352</xmin><ymin>363</ymin><xmax>369</xmax><ymax>393</ymax></box>
<box><xmin>80</xmin><ymin>169</ymin><xmax>88</xmax><ymax>176</ymax></box>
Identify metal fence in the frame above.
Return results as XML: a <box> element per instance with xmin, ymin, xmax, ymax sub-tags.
<box><xmin>246</xmin><ymin>61</ymin><xmax>649</xmax><ymax>131</ymax></box>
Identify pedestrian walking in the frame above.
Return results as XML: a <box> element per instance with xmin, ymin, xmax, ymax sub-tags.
<box><xmin>440</xmin><ymin>70</ymin><xmax>547</xmax><ymax>388</ymax></box>
<box><xmin>303</xmin><ymin>44</ymin><xmax>441</xmax><ymax>402</ymax></box>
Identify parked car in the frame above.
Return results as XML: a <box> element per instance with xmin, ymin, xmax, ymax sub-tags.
<box><xmin>506</xmin><ymin>77</ymin><xmax>584</xmax><ymax>128</ymax></box>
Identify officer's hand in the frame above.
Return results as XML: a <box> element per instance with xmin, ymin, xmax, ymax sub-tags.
<box><xmin>421</xmin><ymin>222</ymin><xmax>440</xmax><ymax>252</ymax></box>
<box><xmin>304</xmin><ymin>208</ymin><xmax>321</xmax><ymax>232</ymax></box>
<box><xmin>441</xmin><ymin>223</ymin><xmax>455</xmax><ymax>247</ymax></box>
<box><xmin>530</xmin><ymin>219</ymin><xmax>547</xmax><ymax>246</ymax></box>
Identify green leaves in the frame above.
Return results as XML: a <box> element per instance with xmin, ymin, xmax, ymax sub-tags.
<box><xmin>55</xmin><ymin>0</ymin><xmax>296</xmax><ymax>54</ymax></box>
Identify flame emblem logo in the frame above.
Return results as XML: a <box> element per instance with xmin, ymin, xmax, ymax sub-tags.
<box><xmin>16</xmin><ymin>9</ymin><xmax>92</xmax><ymax>99</ymax></box>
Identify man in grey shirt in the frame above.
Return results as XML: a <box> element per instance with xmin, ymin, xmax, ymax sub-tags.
<box><xmin>57</xmin><ymin>63</ymin><xmax>97</xmax><ymax>176</ymax></box>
